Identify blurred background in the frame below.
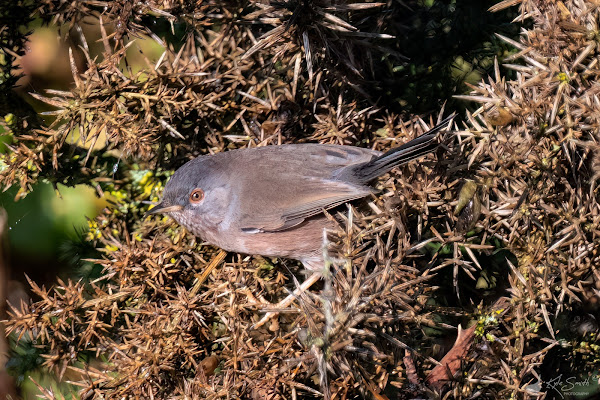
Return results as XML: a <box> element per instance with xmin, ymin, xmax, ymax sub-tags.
<box><xmin>2</xmin><ymin>19</ymin><xmax>165</xmax><ymax>284</ymax></box>
<box><xmin>0</xmin><ymin>17</ymin><xmax>166</xmax><ymax>397</ymax></box>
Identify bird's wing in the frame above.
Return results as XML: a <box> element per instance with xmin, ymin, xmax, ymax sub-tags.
<box><xmin>238</xmin><ymin>177</ymin><xmax>372</xmax><ymax>232</ymax></box>
<box><xmin>231</xmin><ymin>144</ymin><xmax>377</xmax><ymax>232</ymax></box>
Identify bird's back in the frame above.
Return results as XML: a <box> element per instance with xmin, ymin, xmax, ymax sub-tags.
<box><xmin>198</xmin><ymin>144</ymin><xmax>380</xmax><ymax>233</ymax></box>
<box><xmin>219</xmin><ymin>143</ymin><xmax>380</xmax><ymax>179</ymax></box>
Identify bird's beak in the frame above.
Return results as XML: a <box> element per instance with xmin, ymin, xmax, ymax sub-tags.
<box><xmin>144</xmin><ymin>202</ymin><xmax>184</xmax><ymax>217</ymax></box>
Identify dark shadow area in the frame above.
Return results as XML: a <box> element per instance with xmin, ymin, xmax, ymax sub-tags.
<box><xmin>379</xmin><ymin>0</ymin><xmax>522</xmax><ymax>115</ymax></box>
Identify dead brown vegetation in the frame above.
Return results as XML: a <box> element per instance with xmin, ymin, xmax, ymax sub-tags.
<box><xmin>1</xmin><ymin>0</ymin><xmax>600</xmax><ymax>399</ymax></box>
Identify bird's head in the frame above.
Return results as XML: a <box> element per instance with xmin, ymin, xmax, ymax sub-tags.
<box><xmin>145</xmin><ymin>157</ymin><xmax>230</xmax><ymax>235</ymax></box>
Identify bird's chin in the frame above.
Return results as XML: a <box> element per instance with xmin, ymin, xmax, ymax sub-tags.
<box><xmin>168</xmin><ymin>211</ymin><xmax>203</xmax><ymax>237</ymax></box>
<box><xmin>167</xmin><ymin>210</ymin><xmax>185</xmax><ymax>225</ymax></box>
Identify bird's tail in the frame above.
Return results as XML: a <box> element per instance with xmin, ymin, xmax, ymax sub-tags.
<box><xmin>351</xmin><ymin>114</ymin><xmax>455</xmax><ymax>182</ymax></box>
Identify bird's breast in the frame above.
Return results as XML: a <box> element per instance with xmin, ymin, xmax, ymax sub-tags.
<box><xmin>232</xmin><ymin>215</ymin><xmax>333</xmax><ymax>261</ymax></box>
<box><xmin>171</xmin><ymin>210</ymin><xmax>334</xmax><ymax>263</ymax></box>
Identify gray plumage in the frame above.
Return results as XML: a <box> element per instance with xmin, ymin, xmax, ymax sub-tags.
<box><xmin>148</xmin><ymin>115</ymin><xmax>454</xmax><ymax>270</ymax></box>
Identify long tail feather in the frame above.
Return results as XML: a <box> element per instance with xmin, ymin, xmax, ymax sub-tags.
<box><xmin>352</xmin><ymin>113</ymin><xmax>455</xmax><ymax>182</ymax></box>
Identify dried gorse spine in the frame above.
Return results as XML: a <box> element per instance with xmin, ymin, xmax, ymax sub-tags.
<box><xmin>2</xmin><ymin>0</ymin><xmax>600</xmax><ymax>399</ymax></box>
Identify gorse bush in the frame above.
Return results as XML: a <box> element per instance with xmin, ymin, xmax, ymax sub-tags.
<box><xmin>1</xmin><ymin>0</ymin><xmax>599</xmax><ymax>399</ymax></box>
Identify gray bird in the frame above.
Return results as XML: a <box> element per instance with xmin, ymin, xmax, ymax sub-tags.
<box><xmin>147</xmin><ymin>115</ymin><xmax>454</xmax><ymax>274</ymax></box>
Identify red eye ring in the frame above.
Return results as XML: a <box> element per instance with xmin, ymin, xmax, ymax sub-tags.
<box><xmin>189</xmin><ymin>188</ymin><xmax>204</xmax><ymax>204</ymax></box>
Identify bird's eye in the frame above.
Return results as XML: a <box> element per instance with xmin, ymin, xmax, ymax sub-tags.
<box><xmin>189</xmin><ymin>188</ymin><xmax>204</xmax><ymax>204</ymax></box>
